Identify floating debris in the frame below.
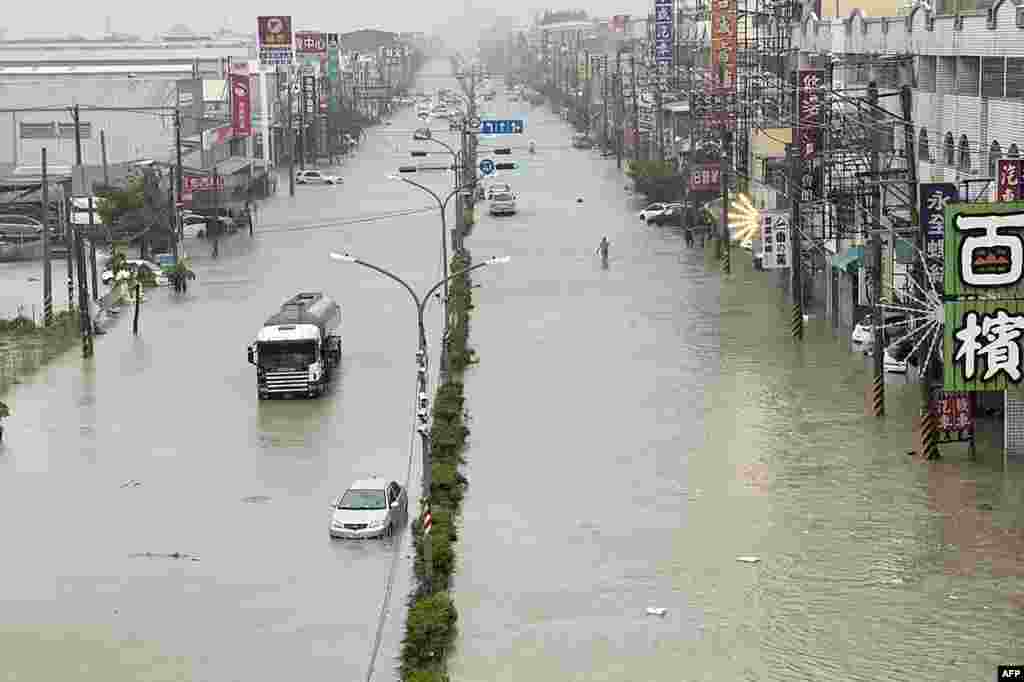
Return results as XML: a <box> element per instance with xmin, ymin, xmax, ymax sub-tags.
<box><xmin>129</xmin><ymin>552</ymin><xmax>200</xmax><ymax>562</ymax></box>
<box><xmin>645</xmin><ymin>607</ymin><xmax>667</xmax><ymax>617</ymax></box>
<box><xmin>736</xmin><ymin>556</ymin><xmax>761</xmax><ymax>564</ymax></box>
<box><xmin>241</xmin><ymin>495</ymin><xmax>272</xmax><ymax>504</ymax></box>
<box><xmin>119</xmin><ymin>479</ymin><xmax>142</xmax><ymax>488</ymax></box>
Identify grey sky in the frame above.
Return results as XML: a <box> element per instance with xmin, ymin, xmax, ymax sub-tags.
<box><xmin>5</xmin><ymin>0</ymin><xmax>648</xmax><ymax>40</ymax></box>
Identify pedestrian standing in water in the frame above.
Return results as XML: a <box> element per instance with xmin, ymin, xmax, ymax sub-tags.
<box><xmin>596</xmin><ymin>236</ymin><xmax>610</xmax><ymax>261</ymax></box>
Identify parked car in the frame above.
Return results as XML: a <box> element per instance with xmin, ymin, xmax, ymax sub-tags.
<box><xmin>572</xmin><ymin>133</ymin><xmax>595</xmax><ymax>149</ymax></box>
<box><xmin>488</xmin><ymin>192</ymin><xmax>517</xmax><ymax>216</ymax></box>
<box><xmin>486</xmin><ymin>183</ymin><xmax>512</xmax><ymax>200</ymax></box>
<box><xmin>329</xmin><ymin>478</ymin><xmax>408</xmax><ymax>539</ymax></box>
<box><xmin>650</xmin><ymin>205</ymin><xmax>684</xmax><ymax>226</ymax></box>
<box><xmin>296</xmin><ymin>169</ymin><xmax>341</xmax><ymax>185</ymax></box>
<box><xmin>639</xmin><ymin>203</ymin><xmax>671</xmax><ymax>222</ymax></box>
<box><xmin>100</xmin><ymin>259</ymin><xmax>168</xmax><ymax>286</ymax></box>
<box><xmin>851</xmin><ymin>312</ymin><xmax>907</xmax><ymax>345</ymax></box>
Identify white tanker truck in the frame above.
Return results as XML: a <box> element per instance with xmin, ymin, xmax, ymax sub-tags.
<box><xmin>247</xmin><ymin>292</ymin><xmax>342</xmax><ymax>399</ymax></box>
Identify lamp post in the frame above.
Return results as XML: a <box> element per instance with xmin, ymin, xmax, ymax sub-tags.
<box><xmin>387</xmin><ymin>175</ymin><xmax>477</xmax><ymax>337</ymax></box>
<box><xmin>328</xmin><ymin>252</ymin><xmax>511</xmax><ymax>574</ymax></box>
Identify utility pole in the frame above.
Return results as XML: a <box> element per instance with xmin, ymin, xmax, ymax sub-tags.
<box><xmin>41</xmin><ymin>147</ymin><xmax>53</xmax><ymax>326</ymax></box>
<box><xmin>615</xmin><ymin>51</ymin><xmax>623</xmax><ymax>169</ymax></box>
<box><xmin>298</xmin><ymin>69</ymin><xmax>306</xmax><ymax>171</ymax></box>
<box><xmin>63</xmin><ymin>185</ymin><xmax>73</xmax><ymax>315</ymax></box>
<box><xmin>867</xmin><ymin>81</ymin><xmax>885</xmax><ymax>417</ymax></box>
<box><xmin>100</xmin><ymin>130</ymin><xmax>109</xmax><ymax>186</ymax></box>
<box><xmin>630</xmin><ymin>54</ymin><xmax>640</xmax><ymax>162</ymax></box>
<box><xmin>720</xmin><ymin>128</ymin><xmax>731</xmax><ymax>275</ymax></box>
<box><xmin>602</xmin><ymin>55</ymin><xmax>609</xmax><ymax>151</ymax></box>
<box><xmin>174</xmin><ymin>107</ymin><xmax>183</xmax><ymax>257</ymax></box>
<box><xmin>656</xmin><ymin>86</ymin><xmax>665</xmax><ymax>162</ymax></box>
<box><xmin>900</xmin><ymin>84</ymin><xmax>936</xmax><ymax>458</ymax></box>
<box><xmin>71</xmin><ymin>104</ymin><xmax>93</xmax><ymax>357</ymax></box>
<box><xmin>288</xmin><ymin>68</ymin><xmax>296</xmax><ymax>197</ymax></box>
<box><xmin>788</xmin><ymin>140</ymin><xmax>804</xmax><ymax>342</ymax></box>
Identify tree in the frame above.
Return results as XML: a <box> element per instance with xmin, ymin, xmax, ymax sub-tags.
<box><xmin>95</xmin><ymin>167</ymin><xmax>173</xmax><ymax>254</ymax></box>
<box><xmin>168</xmin><ymin>258</ymin><xmax>196</xmax><ymax>294</ymax></box>
<box><xmin>626</xmin><ymin>160</ymin><xmax>684</xmax><ymax>202</ymax></box>
<box><xmin>109</xmin><ymin>249</ymin><xmax>157</xmax><ymax>335</ymax></box>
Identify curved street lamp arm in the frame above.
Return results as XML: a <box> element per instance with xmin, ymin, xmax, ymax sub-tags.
<box><xmin>420</xmin><ymin>260</ymin><xmax>497</xmax><ymax>316</ymax></box>
<box><xmin>427</xmin><ymin>138</ymin><xmax>457</xmax><ymax>157</ymax></box>
<box><xmin>399</xmin><ymin>177</ymin><xmax>443</xmax><ymax>210</ymax></box>
<box><xmin>352</xmin><ymin>258</ymin><xmax>422</xmax><ymax>313</ymax></box>
<box><xmin>441</xmin><ymin>178</ymin><xmax>482</xmax><ymax>212</ymax></box>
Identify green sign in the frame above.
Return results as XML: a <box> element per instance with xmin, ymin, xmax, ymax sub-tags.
<box><xmin>943</xmin><ymin>200</ymin><xmax>1024</xmax><ymax>391</ymax></box>
<box><xmin>944</xmin><ymin>200</ymin><xmax>1024</xmax><ymax>298</ymax></box>
<box><xmin>944</xmin><ymin>299</ymin><xmax>1024</xmax><ymax>391</ymax></box>
<box><xmin>327</xmin><ymin>50</ymin><xmax>339</xmax><ymax>82</ymax></box>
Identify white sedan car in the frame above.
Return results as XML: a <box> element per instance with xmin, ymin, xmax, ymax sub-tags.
<box><xmin>296</xmin><ymin>169</ymin><xmax>342</xmax><ymax>185</ymax></box>
<box><xmin>329</xmin><ymin>478</ymin><xmax>408</xmax><ymax>539</ymax></box>
<box><xmin>101</xmin><ymin>260</ymin><xmax>168</xmax><ymax>286</ymax></box>
<box><xmin>488</xmin><ymin>192</ymin><xmax>517</xmax><ymax>216</ymax></box>
<box><xmin>639</xmin><ymin>203</ymin><xmax>671</xmax><ymax>222</ymax></box>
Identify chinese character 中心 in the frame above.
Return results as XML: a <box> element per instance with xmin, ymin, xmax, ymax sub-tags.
<box><xmin>954</xmin><ymin>309</ymin><xmax>1024</xmax><ymax>382</ymax></box>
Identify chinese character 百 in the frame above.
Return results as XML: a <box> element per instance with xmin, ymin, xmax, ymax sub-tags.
<box><xmin>954</xmin><ymin>309</ymin><xmax>1024</xmax><ymax>382</ymax></box>
<box><xmin>955</xmin><ymin>213</ymin><xmax>1024</xmax><ymax>287</ymax></box>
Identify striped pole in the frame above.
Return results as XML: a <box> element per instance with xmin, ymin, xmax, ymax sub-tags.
<box><xmin>422</xmin><ymin>506</ymin><xmax>432</xmax><ymax>535</ymax></box>
<box><xmin>720</xmin><ymin>240</ymin><xmax>731</xmax><ymax>275</ymax></box>
<box><xmin>791</xmin><ymin>302</ymin><xmax>803</xmax><ymax>341</ymax></box>
<box><xmin>920</xmin><ymin>409</ymin><xmax>940</xmax><ymax>460</ymax></box>
<box><xmin>422</xmin><ymin>503</ymin><xmax>433</xmax><ymax>592</ymax></box>
<box><xmin>870</xmin><ymin>372</ymin><xmax>885</xmax><ymax>417</ymax></box>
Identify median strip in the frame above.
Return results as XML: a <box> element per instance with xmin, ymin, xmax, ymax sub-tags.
<box><xmin>400</xmin><ymin>250</ymin><xmax>475</xmax><ymax>681</ymax></box>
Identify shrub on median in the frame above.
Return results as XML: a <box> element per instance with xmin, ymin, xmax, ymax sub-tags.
<box><xmin>401</xmin><ymin>250</ymin><xmax>476</xmax><ymax>680</ymax></box>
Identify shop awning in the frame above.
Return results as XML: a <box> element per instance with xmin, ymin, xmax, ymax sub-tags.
<box><xmin>215</xmin><ymin>156</ymin><xmax>253</xmax><ymax>176</ymax></box>
<box><xmin>831</xmin><ymin>245</ymin><xmax>863</xmax><ymax>271</ymax></box>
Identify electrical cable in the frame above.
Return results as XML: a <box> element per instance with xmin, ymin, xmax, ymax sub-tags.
<box><xmin>253</xmin><ymin>205</ymin><xmax>437</xmax><ymax>236</ymax></box>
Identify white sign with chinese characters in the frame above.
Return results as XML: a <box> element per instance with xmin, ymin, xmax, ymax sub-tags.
<box><xmin>952</xmin><ymin>308</ymin><xmax>1024</xmax><ymax>384</ymax></box>
<box><xmin>760</xmin><ymin>210</ymin><xmax>791</xmax><ymax>270</ymax></box>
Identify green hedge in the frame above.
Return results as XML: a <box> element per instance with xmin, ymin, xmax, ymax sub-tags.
<box><xmin>400</xmin><ymin>250</ymin><xmax>476</xmax><ymax>680</ymax></box>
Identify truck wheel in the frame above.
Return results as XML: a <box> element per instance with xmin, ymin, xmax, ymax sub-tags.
<box><xmin>257</xmin><ymin>391</ymin><xmax>267</xmax><ymax>400</ymax></box>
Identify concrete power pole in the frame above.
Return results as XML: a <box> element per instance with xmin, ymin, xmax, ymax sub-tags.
<box><xmin>867</xmin><ymin>81</ymin><xmax>885</xmax><ymax>417</ymax></box>
<box><xmin>41</xmin><ymin>148</ymin><xmax>53</xmax><ymax>326</ymax></box>
<box><xmin>71</xmin><ymin>104</ymin><xmax>93</xmax><ymax>358</ymax></box>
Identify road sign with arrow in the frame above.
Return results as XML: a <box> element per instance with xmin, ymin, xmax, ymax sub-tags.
<box><xmin>479</xmin><ymin>158</ymin><xmax>495</xmax><ymax>175</ymax></box>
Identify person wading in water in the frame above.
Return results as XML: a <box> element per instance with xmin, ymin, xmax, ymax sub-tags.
<box><xmin>596</xmin><ymin>236</ymin><xmax>610</xmax><ymax>262</ymax></box>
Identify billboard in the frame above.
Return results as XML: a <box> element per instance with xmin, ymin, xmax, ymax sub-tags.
<box><xmin>257</xmin><ymin>16</ymin><xmax>293</xmax><ymax>66</ymax></box>
<box><xmin>710</xmin><ymin>0</ymin><xmax>737</xmax><ymax>92</ymax></box>
<box><xmin>998</xmin><ymin>159</ymin><xmax>1022</xmax><ymax>202</ymax></box>
<box><xmin>689</xmin><ymin>164</ymin><xmax>721</xmax><ymax>192</ymax></box>
<box><xmin>943</xmin><ymin>201</ymin><xmax>1024</xmax><ymax>391</ymax></box>
<box><xmin>295</xmin><ymin>31</ymin><xmax>326</xmax><ymax>54</ymax></box>
<box><xmin>653</xmin><ymin>0</ymin><xmax>673</xmax><ymax>66</ymax></box>
<box><xmin>230</xmin><ymin>74</ymin><xmax>251</xmax><ymax>138</ymax></box>
<box><xmin>797</xmin><ymin>69</ymin><xmax>824</xmax><ymax>162</ymax></box>
<box><xmin>760</xmin><ymin>210</ymin><xmax>792</xmax><ymax>269</ymax></box>
<box><xmin>176</xmin><ymin>79</ymin><xmax>205</xmax><ymax>138</ymax></box>
<box><xmin>920</xmin><ymin>182</ymin><xmax>958</xmax><ymax>284</ymax></box>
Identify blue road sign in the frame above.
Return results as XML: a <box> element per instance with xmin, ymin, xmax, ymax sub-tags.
<box><xmin>479</xmin><ymin>158</ymin><xmax>496</xmax><ymax>175</ymax></box>
<box><xmin>479</xmin><ymin>119</ymin><xmax>524</xmax><ymax>135</ymax></box>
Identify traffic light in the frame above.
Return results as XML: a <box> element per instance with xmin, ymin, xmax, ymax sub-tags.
<box><xmin>398</xmin><ymin>166</ymin><xmax>418</xmax><ymax>173</ymax></box>
<box><xmin>410</xmin><ymin>151</ymin><xmax>428</xmax><ymax>157</ymax></box>
<box><xmin>495</xmin><ymin>162</ymin><xmax>517</xmax><ymax>171</ymax></box>
<box><xmin>493</xmin><ymin>148</ymin><xmax>512</xmax><ymax>155</ymax></box>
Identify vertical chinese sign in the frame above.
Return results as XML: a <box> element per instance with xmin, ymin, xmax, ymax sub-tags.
<box><xmin>708</xmin><ymin>0</ymin><xmax>737</xmax><ymax>128</ymax></box>
<box><xmin>998</xmin><ymin>159</ymin><xmax>1022</xmax><ymax>202</ymax></box>
<box><xmin>760</xmin><ymin>210</ymin><xmax>792</xmax><ymax>270</ymax></box>
<box><xmin>796</xmin><ymin>69</ymin><xmax>824</xmax><ymax>202</ymax></box>
<box><xmin>257</xmin><ymin>16</ymin><xmax>293</xmax><ymax>68</ymax></box>
<box><xmin>302</xmin><ymin>75</ymin><xmax>316</xmax><ymax>116</ymax></box>
<box><xmin>920</xmin><ymin>183</ymin><xmax>958</xmax><ymax>286</ymax></box>
<box><xmin>943</xmin><ymin>201</ymin><xmax>1024</xmax><ymax>392</ymax></box>
<box><xmin>230</xmin><ymin>74</ymin><xmax>251</xmax><ymax>137</ymax></box>
<box><xmin>654</xmin><ymin>0</ymin><xmax>673</xmax><ymax>67</ymax></box>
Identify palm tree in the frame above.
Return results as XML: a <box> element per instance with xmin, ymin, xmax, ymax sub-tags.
<box><xmin>168</xmin><ymin>258</ymin><xmax>196</xmax><ymax>294</ymax></box>
<box><xmin>110</xmin><ymin>250</ymin><xmax>157</xmax><ymax>335</ymax></box>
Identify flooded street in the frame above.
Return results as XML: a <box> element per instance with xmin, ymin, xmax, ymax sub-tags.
<box><xmin>450</xmin><ymin>84</ymin><xmax>1024</xmax><ymax>679</ymax></box>
<box><xmin>0</xmin><ymin>63</ymin><xmax>454</xmax><ymax>681</ymax></box>
<box><xmin>1</xmin><ymin>55</ymin><xmax>1022</xmax><ymax>681</ymax></box>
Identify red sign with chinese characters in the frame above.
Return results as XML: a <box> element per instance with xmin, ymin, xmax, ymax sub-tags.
<box><xmin>797</xmin><ymin>69</ymin><xmax>824</xmax><ymax>162</ymax></box>
<box><xmin>710</xmin><ymin>0</ymin><xmax>737</xmax><ymax>94</ymax></box>
<box><xmin>690</xmin><ymin>164</ymin><xmax>722</xmax><ymax>192</ymax></box>
<box><xmin>295</xmin><ymin>31</ymin><xmax>326</xmax><ymax>54</ymax></box>
<box><xmin>998</xmin><ymin>159</ymin><xmax>1022</xmax><ymax>202</ymax></box>
<box><xmin>230</xmin><ymin>74</ymin><xmax>251</xmax><ymax>138</ymax></box>
<box><xmin>183</xmin><ymin>175</ymin><xmax>225</xmax><ymax>193</ymax></box>
<box><xmin>930</xmin><ymin>391</ymin><xmax>975</xmax><ymax>433</ymax></box>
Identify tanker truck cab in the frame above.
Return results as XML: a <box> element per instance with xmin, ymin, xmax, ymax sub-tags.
<box><xmin>247</xmin><ymin>292</ymin><xmax>342</xmax><ymax>399</ymax></box>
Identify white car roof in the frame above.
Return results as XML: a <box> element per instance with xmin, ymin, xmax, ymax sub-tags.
<box><xmin>349</xmin><ymin>477</ymin><xmax>391</xmax><ymax>490</ymax></box>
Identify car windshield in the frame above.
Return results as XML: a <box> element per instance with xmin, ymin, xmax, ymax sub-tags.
<box><xmin>257</xmin><ymin>340</ymin><xmax>316</xmax><ymax>370</ymax></box>
<box><xmin>647</xmin><ymin>204</ymin><xmax>664</xmax><ymax>210</ymax></box>
<box><xmin>338</xmin><ymin>489</ymin><xmax>386</xmax><ymax>510</ymax></box>
<box><xmin>493</xmin><ymin>193</ymin><xmax>514</xmax><ymax>201</ymax></box>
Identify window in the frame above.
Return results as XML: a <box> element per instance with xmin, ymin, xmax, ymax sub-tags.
<box><xmin>1010</xmin><ymin>143</ymin><xmax>1021</xmax><ymax>159</ymax></box>
<box><xmin>959</xmin><ymin>135</ymin><xmax>971</xmax><ymax>170</ymax></box>
<box><xmin>944</xmin><ymin>133</ymin><xmax>956</xmax><ymax>165</ymax></box>
<box><xmin>919</xmin><ymin>128</ymin><xmax>930</xmax><ymax>161</ymax></box>
<box><xmin>990</xmin><ymin>140</ymin><xmax>1002</xmax><ymax>177</ymax></box>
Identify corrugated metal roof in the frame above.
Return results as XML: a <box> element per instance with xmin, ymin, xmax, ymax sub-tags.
<box><xmin>0</xmin><ymin>63</ymin><xmax>196</xmax><ymax>75</ymax></box>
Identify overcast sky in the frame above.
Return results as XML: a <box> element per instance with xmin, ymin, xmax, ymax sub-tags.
<box><xmin>5</xmin><ymin>1</ymin><xmax>647</xmax><ymax>41</ymax></box>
